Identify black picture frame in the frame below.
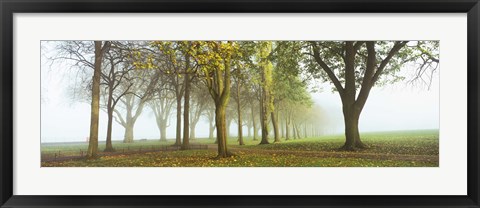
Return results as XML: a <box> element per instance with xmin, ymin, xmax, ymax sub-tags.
<box><xmin>1</xmin><ymin>0</ymin><xmax>479</xmax><ymax>207</ymax></box>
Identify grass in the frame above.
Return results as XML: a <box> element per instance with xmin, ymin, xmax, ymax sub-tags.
<box><xmin>236</xmin><ymin>129</ymin><xmax>439</xmax><ymax>156</ymax></box>
<box><xmin>41</xmin><ymin>129</ymin><xmax>439</xmax><ymax>167</ymax></box>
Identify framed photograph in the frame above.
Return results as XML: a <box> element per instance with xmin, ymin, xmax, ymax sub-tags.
<box><xmin>1</xmin><ymin>0</ymin><xmax>479</xmax><ymax>207</ymax></box>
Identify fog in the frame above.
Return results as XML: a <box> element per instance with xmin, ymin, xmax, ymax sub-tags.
<box><xmin>41</xmin><ymin>69</ymin><xmax>439</xmax><ymax>143</ymax></box>
<box><xmin>40</xmin><ymin>41</ymin><xmax>439</xmax><ymax>143</ymax></box>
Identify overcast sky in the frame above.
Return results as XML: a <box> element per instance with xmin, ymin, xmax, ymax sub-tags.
<box><xmin>40</xmin><ymin>43</ymin><xmax>439</xmax><ymax>143</ymax></box>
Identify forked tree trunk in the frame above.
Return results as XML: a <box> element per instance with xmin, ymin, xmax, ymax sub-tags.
<box><xmin>153</xmin><ymin>104</ymin><xmax>169</xmax><ymax>142</ymax></box>
<box><xmin>342</xmin><ymin>42</ymin><xmax>365</xmax><ymax>150</ymax></box>
<box><xmin>122</xmin><ymin>96</ymin><xmax>144</xmax><ymax>144</ymax></box>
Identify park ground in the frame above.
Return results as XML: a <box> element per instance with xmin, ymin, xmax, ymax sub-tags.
<box><xmin>41</xmin><ymin>129</ymin><xmax>439</xmax><ymax>167</ymax></box>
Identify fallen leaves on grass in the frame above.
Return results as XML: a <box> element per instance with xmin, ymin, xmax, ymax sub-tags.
<box><xmin>41</xmin><ymin>130</ymin><xmax>439</xmax><ymax>167</ymax></box>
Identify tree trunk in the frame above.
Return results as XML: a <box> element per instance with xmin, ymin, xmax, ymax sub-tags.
<box><xmin>158</xmin><ymin>121</ymin><xmax>167</xmax><ymax>142</ymax></box>
<box><xmin>174</xmin><ymin>96</ymin><xmax>182</xmax><ymax>146</ymax></box>
<box><xmin>86</xmin><ymin>41</ymin><xmax>105</xmax><ymax>159</ymax></box>
<box><xmin>259</xmin><ymin>93</ymin><xmax>269</xmax><ymax>144</ymax></box>
<box><xmin>295</xmin><ymin>123</ymin><xmax>301</xmax><ymax>139</ymax></box>
<box><xmin>190</xmin><ymin>121</ymin><xmax>196</xmax><ymax>140</ymax></box>
<box><xmin>340</xmin><ymin>42</ymin><xmax>367</xmax><ymax>150</ymax></box>
<box><xmin>237</xmin><ymin>98</ymin><xmax>244</xmax><ymax>146</ymax></box>
<box><xmin>214</xmin><ymin>117</ymin><xmax>218</xmax><ymax>144</ymax></box>
<box><xmin>226</xmin><ymin>118</ymin><xmax>232</xmax><ymax>139</ymax></box>
<box><xmin>122</xmin><ymin>97</ymin><xmax>140</xmax><ymax>144</ymax></box>
<box><xmin>342</xmin><ymin>108</ymin><xmax>356</xmax><ymax>150</ymax></box>
<box><xmin>292</xmin><ymin>123</ymin><xmax>297</xmax><ymax>140</ymax></box>
<box><xmin>152</xmin><ymin>103</ymin><xmax>169</xmax><ymax>142</ymax></box>
<box><xmin>259</xmin><ymin>42</ymin><xmax>272</xmax><ymax>145</ymax></box>
<box><xmin>271</xmin><ymin>112</ymin><xmax>280</xmax><ymax>142</ymax></box>
<box><xmin>280</xmin><ymin>115</ymin><xmax>285</xmax><ymax>139</ymax></box>
<box><xmin>251</xmin><ymin>105</ymin><xmax>258</xmax><ymax>141</ymax></box>
<box><xmin>341</xmin><ymin>105</ymin><xmax>366</xmax><ymax>150</ymax></box>
<box><xmin>209</xmin><ymin>118</ymin><xmax>215</xmax><ymax>140</ymax></box>
<box><xmin>181</xmin><ymin>71</ymin><xmax>191</xmax><ymax>150</ymax></box>
<box><xmin>285</xmin><ymin>116</ymin><xmax>290</xmax><ymax>141</ymax></box>
<box><xmin>215</xmin><ymin>105</ymin><xmax>231</xmax><ymax>157</ymax></box>
<box><xmin>123</xmin><ymin>121</ymin><xmax>134</xmax><ymax>143</ymax></box>
<box><xmin>209</xmin><ymin>43</ymin><xmax>234</xmax><ymax>158</ymax></box>
<box><xmin>104</xmin><ymin>107</ymin><xmax>115</xmax><ymax>152</ymax></box>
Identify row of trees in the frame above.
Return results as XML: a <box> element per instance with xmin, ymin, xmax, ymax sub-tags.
<box><xmin>50</xmin><ymin>40</ymin><xmax>438</xmax><ymax>158</ymax></box>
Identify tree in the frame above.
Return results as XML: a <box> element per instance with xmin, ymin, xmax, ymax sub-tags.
<box><xmin>306</xmin><ymin>41</ymin><xmax>439</xmax><ymax>150</ymax></box>
<box><xmin>283</xmin><ymin>102</ymin><xmax>293</xmax><ymax>140</ymax></box>
<box><xmin>150</xmin><ymin>41</ymin><xmax>195</xmax><ymax>147</ymax></box>
<box><xmin>181</xmin><ymin>48</ymin><xmax>193</xmax><ymax>150</ymax></box>
<box><xmin>270</xmin><ymin>41</ymin><xmax>307</xmax><ymax>142</ymax></box>
<box><xmin>51</xmin><ymin>41</ymin><xmax>138</xmax><ymax>152</ymax></box>
<box><xmin>172</xmin><ymin>71</ymin><xmax>185</xmax><ymax>146</ymax></box>
<box><xmin>258</xmin><ymin>41</ymin><xmax>274</xmax><ymax>145</ymax></box>
<box><xmin>150</xmin><ymin>79</ymin><xmax>175</xmax><ymax>142</ymax></box>
<box><xmin>232</xmin><ymin>68</ymin><xmax>246</xmax><ymax>145</ymax></box>
<box><xmin>249</xmin><ymin>80</ymin><xmax>262</xmax><ymax>141</ymax></box>
<box><xmin>100</xmin><ymin>45</ymin><xmax>134</xmax><ymax>152</ymax></box>
<box><xmin>269</xmin><ymin>70</ymin><xmax>282</xmax><ymax>143</ymax></box>
<box><xmin>127</xmin><ymin>41</ymin><xmax>196</xmax><ymax>145</ymax></box>
<box><xmin>189</xmin><ymin>84</ymin><xmax>209</xmax><ymax>140</ymax></box>
<box><xmin>204</xmin><ymin>104</ymin><xmax>216</xmax><ymax>141</ymax></box>
<box><xmin>113</xmin><ymin>69</ymin><xmax>160</xmax><ymax>143</ymax></box>
<box><xmin>250</xmin><ymin>103</ymin><xmax>259</xmax><ymax>141</ymax></box>
<box><xmin>231</xmin><ymin>41</ymin><xmax>256</xmax><ymax>145</ymax></box>
<box><xmin>87</xmin><ymin>41</ymin><xmax>110</xmax><ymax>158</ymax></box>
<box><xmin>194</xmin><ymin>41</ymin><xmax>239</xmax><ymax>158</ymax></box>
<box><xmin>50</xmin><ymin>41</ymin><xmax>110</xmax><ymax>158</ymax></box>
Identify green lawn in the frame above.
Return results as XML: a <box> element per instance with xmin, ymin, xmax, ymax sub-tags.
<box><xmin>41</xmin><ymin>129</ymin><xmax>439</xmax><ymax>167</ymax></box>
